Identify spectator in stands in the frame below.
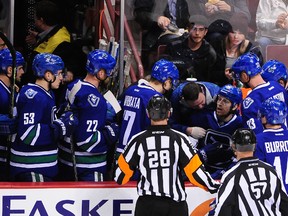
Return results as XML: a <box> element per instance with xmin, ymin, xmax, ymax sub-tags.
<box><xmin>166</xmin><ymin>15</ymin><xmax>217</xmax><ymax>82</ymax></box>
<box><xmin>23</xmin><ymin>0</ymin><xmax>86</xmax><ymax>105</ymax></box>
<box><xmin>189</xmin><ymin>0</ymin><xmax>251</xmax><ymax>25</ymax></box>
<box><xmin>256</xmin><ymin>0</ymin><xmax>288</xmax><ymax>58</ymax></box>
<box><xmin>205</xmin><ymin>13</ymin><xmax>263</xmax><ymax>86</ymax></box>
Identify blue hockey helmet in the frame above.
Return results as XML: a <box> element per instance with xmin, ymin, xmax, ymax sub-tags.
<box><xmin>259</xmin><ymin>98</ymin><xmax>287</xmax><ymax>125</ymax></box>
<box><xmin>32</xmin><ymin>53</ymin><xmax>64</xmax><ymax>77</ymax></box>
<box><xmin>218</xmin><ymin>84</ymin><xmax>242</xmax><ymax>106</ymax></box>
<box><xmin>0</xmin><ymin>48</ymin><xmax>25</xmax><ymax>74</ymax></box>
<box><xmin>86</xmin><ymin>49</ymin><xmax>116</xmax><ymax>76</ymax></box>
<box><xmin>231</xmin><ymin>53</ymin><xmax>262</xmax><ymax>80</ymax></box>
<box><xmin>261</xmin><ymin>60</ymin><xmax>288</xmax><ymax>83</ymax></box>
<box><xmin>151</xmin><ymin>59</ymin><xmax>179</xmax><ymax>87</ymax></box>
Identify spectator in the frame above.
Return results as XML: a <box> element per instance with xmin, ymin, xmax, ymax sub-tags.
<box><xmin>166</xmin><ymin>15</ymin><xmax>217</xmax><ymax>81</ymax></box>
<box><xmin>256</xmin><ymin>0</ymin><xmax>288</xmax><ymax>58</ymax></box>
<box><xmin>170</xmin><ymin>80</ymin><xmax>220</xmax><ymax>139</ymax></box>
<box><xmin>58</xmin><ymin>50</ymin><xmax>119</xmax><ymax>181</ymax></box>
<box><xmin>255</xmin><ymin>98</ymin><xmax>288</xmax><ymax>193</ymax></box>
<box><xmin>231</xmin><ymin>52</ymin><xmax>288</xmax><ymax>134</ymax></box>
<box><xmin>210</xmin><ymin>128</ymin><xmax>288</xmax><ymax>216</ymax></box>
<box><xmin>190</xmin><ymin>0</ymin><xmax>251</xmax><ymax>25</ymax></box>
<box><xmin>23</xmin><ymin>0</ymin><xmax>86</xmax><ymax>101</ymax></box>
<box><xmin>115</xmin><ymin>95</ymin><xmax>220</xmax><ymax>216</ymax></box>
<box><xmin>116</xmin><ymin>59</ymin><xmax>179</xmax><ymax>159</ymax></box>
<box><xmin>206</xmin><ymin>13</ymin><xmax>263</xmax><ymax>86</ymax></box>
<box><xmin>0</xmin><ymin>48</ymin><xmax>25</xmax><ymax>181</ymax></box>
<box><xmin>10</xmin><ymin>53</ymin><xmax>78</xmax><ymax>182</ymax></box>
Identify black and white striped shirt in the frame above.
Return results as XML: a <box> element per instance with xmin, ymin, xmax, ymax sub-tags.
<box><xmin>114</xmin><ymin>125</ymin><xmax>219</xmax><ymax>202</ymax></box>
<box><xmin>213</xmin><ymin>157</ymin><xmax>288</xmax><ymax>216</ymax></box>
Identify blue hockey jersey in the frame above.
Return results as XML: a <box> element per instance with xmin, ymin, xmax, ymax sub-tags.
<box><xmin>255</xmin><ymin>128</ymin><xmax>288</xmax><ymax>193</ymax></box>
<box><xmin>10</xmin><ymin>83</ymin><xmax>58</xmax><ymax>180</ymax></box>
<box><xmin>117</xmin><ymin>79</ymin><xmax>161</xmax><ymax>155</ymax></box>
<box><xmin>241</xmin><ymin>81</ymin><xmax>288</xmax><ymax>134</ymax></box>
<box><xmin>58</xmin><ymin>80</ymin><xmax>109</xmax><ymax>178</ymax></box>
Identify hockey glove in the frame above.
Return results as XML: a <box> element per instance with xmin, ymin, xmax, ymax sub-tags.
<box><xmin>52</xmin><ymin>111</ymin><xmax>78</xmax><ymax>140</ymax></box>
<box><xmin>0</xmin><ymin>114</ymin><xmax>17</xmax><ymax>135</ymax></box>
<box><xmin>190</xmin><ymin>127</ymin><xmax>206</xmax><ymax>139</ymax></box>
<box><xmin>102</xmin><ymin>123</ymin><xmax>119</xmax><ymax>147</ymax></box>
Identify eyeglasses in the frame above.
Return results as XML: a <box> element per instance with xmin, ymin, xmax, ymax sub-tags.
<box><xmin>191</xmin><ymin>27</ymin><xmax>206</xmax><ymax>32</ymax></box>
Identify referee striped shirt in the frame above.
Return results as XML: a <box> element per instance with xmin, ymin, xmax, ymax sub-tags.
<box><xmin>213</xmin><ymin>157</ymin><xmax>288</xmax><ymax>216</ymax></box>
<box><xmin>114</xmin><ymin>125</ymin><xmax>219</xmax><ymax>202</ymax></box>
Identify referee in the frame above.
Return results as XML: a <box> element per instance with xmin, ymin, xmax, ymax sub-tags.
<box><xmin>211</xmin><ymin>128</ymin><xmax>288</xmax><ymax>216</ymax></box>
<box><xmin>114</xmin><ymin>95</ymin><xmax>220</xmax><ymax>216</ymax></box>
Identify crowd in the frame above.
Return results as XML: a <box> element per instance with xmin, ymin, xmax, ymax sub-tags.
<box><xmin>1</xmin><ymin>0</ymin><xmax>288</xmax><ymax>215</ymax></box>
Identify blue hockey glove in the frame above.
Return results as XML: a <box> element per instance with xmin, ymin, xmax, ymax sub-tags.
<box><xmin>102</xmin><ymin>123</ymin><xmax>119</xmax><ymax>147</ymax></box>
<box><xmin>52</xmin><ymin>111</ymin><xmax>78</xmax><ymax>140</ymax></box>
<box><xmin>0</xmin><ymin>114</ymin><xmax>17</xmax><ymax>135</ymax></box>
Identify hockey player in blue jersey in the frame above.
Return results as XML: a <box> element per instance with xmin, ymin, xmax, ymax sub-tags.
<box><xmin>10</xmin><ymin>53</ymin><xmax>78</xmax><ymax>182</ymax></box>
<box><xmin>58</xmin><ymin>49</ymin><xmax>118</xmax><ymax>181</ymax></box>
<box><xmin>170</xmin><ymin>80</ymin><xmax>220</xmax><ymax>139</ymax></box>
<box><xmin>231</xmin><ymin>52</ymin><xmax>288</xmax><ymax>134</ymax></box>
<box><xmin>262</xmin><ymin>59</ymin><xmax>288</xmax><ymax>90</ymax></box>
<box><xmin>254</xmin><ymin>98</ymin><xmax>288</xmax><ymax>193</ymax></box>
<box><xmin>116</xmin><ymin>59</ymin><xmax>179</xmax><ymax>158</ymax></box>
<box><xmin>187</xmin><ymin>85</ymin><xmax>243</xmax><ymax>179</ymax></box>
<box><xmin>0</xmin><ymin>48</ymin><xmax>25</xmax><ymax>181</ymax></box>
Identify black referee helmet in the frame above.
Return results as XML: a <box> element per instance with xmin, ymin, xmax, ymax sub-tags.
<box><xmin>147</xmin><ymin>95</ymin><xmax>171</xmax><ymax>121</ymax></box>
<box><xmin>231</xmin><ymin>128</ymin><xmax>256</xmax><ymax>152</ymax></box>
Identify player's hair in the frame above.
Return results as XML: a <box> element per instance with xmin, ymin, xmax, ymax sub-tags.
<box><xmin>182</xmin><ymin>82</ymin><xmax>200</xmax><ymax>101</ymax></box>
<box><xmin>35</xmin><ymin>0</ymin><xmax>61</xmax><ymax>26</ymax></box>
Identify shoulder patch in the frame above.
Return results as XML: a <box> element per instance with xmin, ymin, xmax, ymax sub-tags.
<box><xmin>243</xmin><ymin>97</ymin><xmax>254</xmax><ymax>109</ymax></box>
<box><xmin>25</xmin><ymin>88</ymin><xmax>38</xmax><ymax>99</ymax></box>
<box><xmin>87</xmin><ymin>94</ymin><xmax>100</xmax><ymax>107</ymax></box>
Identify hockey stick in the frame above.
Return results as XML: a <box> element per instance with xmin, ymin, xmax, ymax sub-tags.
<box><xmin>0</xmin><ymin>32</ymin><xmax>16</xmax><ymax>118</ymax></box>
<box><xmin>66</xmin><ymin>80</ymin><xmax>82</xmax><ymax>181</ymax></box>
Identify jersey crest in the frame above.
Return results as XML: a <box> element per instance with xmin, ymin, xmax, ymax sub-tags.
<box><xmin>87</xmin><ymin>94</ymin><xmax>100</xmax><ymax>107</ymax></box>
<box><xmin>24</xmin><ymin>88</ymin><xmax>37</xmax><ymax>99</ymax></box>
<box><xmin>243</xmin><ymin>97</ymin><xmax>254</xmax><ymax>109</ymax></box>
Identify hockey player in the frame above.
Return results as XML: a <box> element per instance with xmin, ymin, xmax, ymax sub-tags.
<box><xmin>193</xmin><ymin>84</ymin><xmax>243</xmax><ymax>179</ymax></box>
<box><xmin>0</xmin><ymin>48</ymin><xmax>25</xmax><ymax>181</ymax></box>
<box><xmin>115</xmin><ymin>95</ymin><xmax>219</xmax><ymax>216</ymax></box>
<box><xmin>170</xmin><ymin>80</ymin><xmax>220</xmax><ymax>139</ymax></box>
<box><xmin>116</xmin><ymin>59</ymin><xmax>179</xmax><ymax>158</ymax></box>
<box><xmin>9</xmin><ymin>53</ymin><xmax>78</xmax><ymax>182</ymax></box>
<box><xmin>254</xmin><ymin>98</ymin><xmax>288</xmax><ymax>193</ymax></box>
<box><xmin>261</xmin><ymin>59</ymin><xmax>288</xmax><ymax>89</ymax></box>
<box><xmin>231</xmin><ymin>52</ymin><xmax>288</xmax><ymax>134</ymax></box>
<box><xmin>58</xmin><ymin>49</ymin><xmax>118</xmax><ymax>181</ymax></box>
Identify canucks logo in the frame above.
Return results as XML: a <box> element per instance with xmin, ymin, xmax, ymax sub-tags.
<box><xmin>25</xmin><ymin>88</ymin><xmax>37</xmax><ymax>99</ymax></box>
<box><xmin>243</xmin><ymin>97</ymin><xmax>254</xmax><ymax>109</ymax></box>
<box><xmin>88</xmin><ymin>94</ymin><xmax>100</xmax><ymax>107</ymax></box>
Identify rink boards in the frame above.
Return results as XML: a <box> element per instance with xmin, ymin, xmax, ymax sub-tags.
<box><xmin>0</xmin><ymin>182</ymin><xmax>216</xmax><ymax>216</ymax></box>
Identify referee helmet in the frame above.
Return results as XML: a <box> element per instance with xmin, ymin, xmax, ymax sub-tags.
<box><xmin>147</xmin><ymin>95</ymin><xmax>171</xmax><ymax>121</ymax></box>
<box><xmin>231</xmin><ymin>128</ymin><xmax>256</xmax><ymax>152</ymax></box>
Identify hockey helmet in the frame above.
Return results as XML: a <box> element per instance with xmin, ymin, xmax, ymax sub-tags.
<box><xmin>151</xmin><ymin>59</ymin><xmax>179</xmax><ymax>87</ymax></box>
<box><xmin>147</xmin><ymin>95</ymin><xmax>171</xmax><ymax>121</ymax></box>
<box><xmin>217</xmin><ymin>84</ymin><xmax>242</xmax><ymax>106</ymax></box>
<box><xmin>261</xmin><ymin>59</ymin><xmax>288</xmax><ymax>83</ymax></box>
<box><xmin>86</xmin><ymin>49</ymin><xmax>116</xmax><ymax>76</ymax></box>
<box><xmin>0</xmin><ymin>48</ymin><xmax>25</xmax><ymax>74</ymax></box>
<box><xmin>32</xmin><ymin>53</ymin><xmax>64</xmax><ymax>77</ymax></box>
<box><xmin>231</xmin><ymin>53</ymin><xmax>262</xmax><ymax>80</ymax></box>
<box><xmin>259</xmin><ymin>98</ymin><xmax>287</xmax><ymax>125</ymax></box>
<box><xmin>231</xmin><ymin>128</ymin><xmax>256</xmax><ymax>152</ymax></box>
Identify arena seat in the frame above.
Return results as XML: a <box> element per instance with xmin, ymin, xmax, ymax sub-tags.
<box><xmin>266</xmin><ymin>45</ymin><xmax>288</xmax><ymax>67</ymax></box>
